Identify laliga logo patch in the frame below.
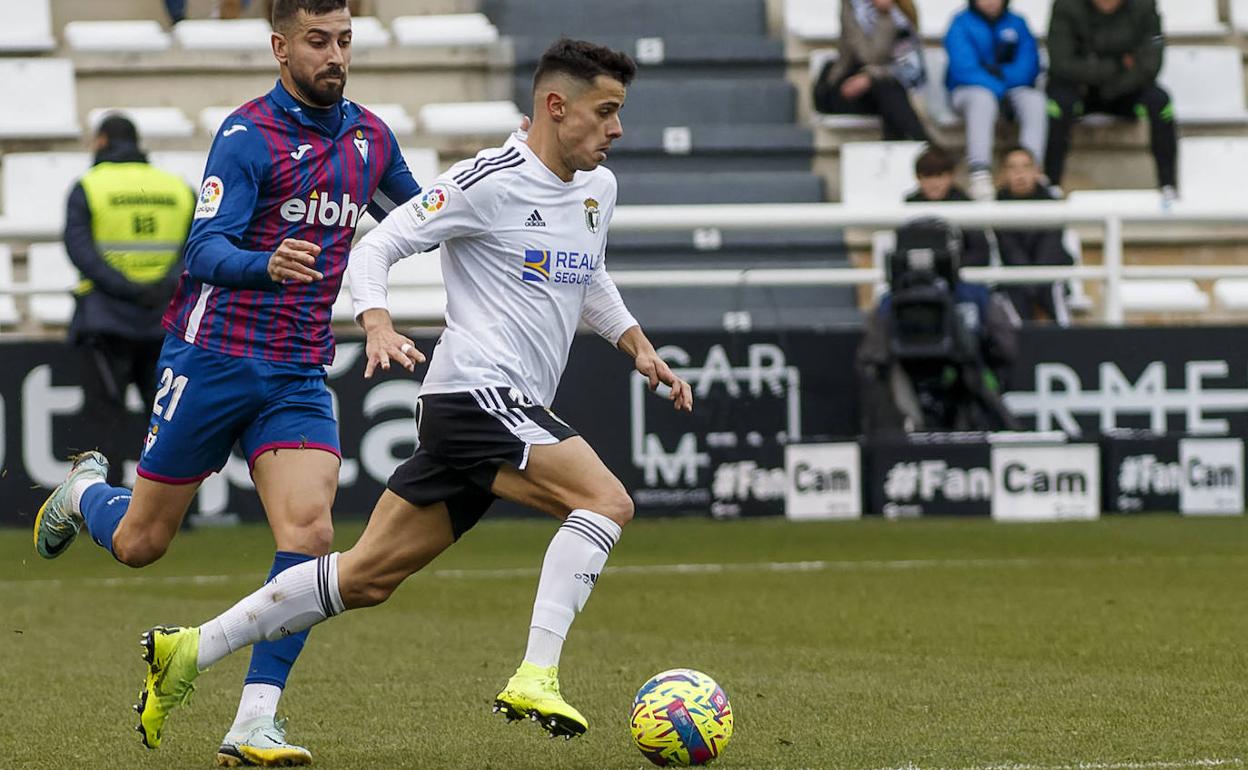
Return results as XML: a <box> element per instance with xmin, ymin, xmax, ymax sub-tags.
<box><xmin>583</xmin><ymin>197</ymin><xmax>601</xmax><ymax>233</ymax></box>
<box><xmin>420</xmin><ymin>185</ymin><xmax>448</xmax><ymax>214</ymax></box>
<box><xmin>194</xmin><ymin>176</ymin><xmax>224</xmax><ymax>219</ymax></box>
<box><xmin>353</xmin><ymin>129</ymin><xmax>369</xmax><ymax>163</ymax></box>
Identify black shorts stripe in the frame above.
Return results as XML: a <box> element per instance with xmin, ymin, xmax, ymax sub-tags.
<box><xmin>560</xmin><ymin>519</ymin><xmax>613</xmax><ymax>554</ymax></box>
<box><xmin>452</xmin><ymin>148</ymin><xmax>519</xmax><ymax>185</ymax></box>
<box><xmin>460</xmin><ymin>157</ymin><xmax>526</xmax><ymax>190</ymax></box>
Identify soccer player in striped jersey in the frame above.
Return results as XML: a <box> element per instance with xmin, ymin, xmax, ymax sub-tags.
<box><xmin>32</xmin><ymin>0</ymin><xmax>423</xmax><ymax>764</ymax></box>
<box><xmin>127</xmin><ymin>37</ymin><xmax>694</xmax><ymax>747</ymax></box>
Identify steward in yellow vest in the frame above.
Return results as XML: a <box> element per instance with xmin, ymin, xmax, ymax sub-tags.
<box><xmin>63</xmin><ymin>115</ymin><xmax>194</xmax><ymax>483</ymax></box>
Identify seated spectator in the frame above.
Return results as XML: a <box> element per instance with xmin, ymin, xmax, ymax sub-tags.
<box><xmin>1045</xmin><ymin>0</ymin><xmax>1176</xmax><ymax>201</ymax></box>
<box><xmin>904</xmin><ymin>147</ymin><xmax>994</xmax><ymax>267</ymax></box>
<box><xmin>995</xmin><ymin>146</ymin><xmax>1073</xmax><ymax>325</ymax></box>
<box><xmin>812</xmin><ymin>0</ymin><xmax>934</xmax><ymax>143</ymax></box>
<box><xmin>944</xmin><ymin>0</ymin><xmax>1046</xmax><ymax>201</ymax></box>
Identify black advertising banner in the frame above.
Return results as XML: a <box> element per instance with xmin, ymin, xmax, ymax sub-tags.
<box><xmin>4</xmin><ymin>325</ymin><xmax>1248</xmax><ymax>525</ymax></box>
<box><xmin>0</xmin><ymin>331</ymin><xmax>861</xmax><ymax>525</ymax></box>
<box><xmin>864</xmin><ymin>439</ymin><xmax>994</xmax><ymax>517</ymax></box>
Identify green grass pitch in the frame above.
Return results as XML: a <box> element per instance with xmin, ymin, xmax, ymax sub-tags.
<box><xmin>1</xmin><ymin>515</ymin><xmax>1245</xmax><ymax>769</ymax></box>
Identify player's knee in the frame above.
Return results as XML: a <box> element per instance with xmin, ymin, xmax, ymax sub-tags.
<box><xmin>594</xmin><ymin>490</ymin><xmax>634</xmax><ymax>528</ymax></box>
<box><xmin>277</xmin><ymin>512</ymin><xmax>334</xmax><ymax>556</ymax></box>
<box><xmin>113</xmin><ymin>532</ymin><xmax>169</xmax><ymax>568</ymax></box>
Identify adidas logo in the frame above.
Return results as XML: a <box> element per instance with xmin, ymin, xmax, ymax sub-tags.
<box><xmin>524</xmin><ymin>209</ymin><xmax>546</xmax><ymax>228</ymax></box>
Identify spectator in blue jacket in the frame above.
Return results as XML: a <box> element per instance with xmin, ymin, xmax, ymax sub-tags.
<box><xmin>944</xmin><ymin>0</ymin><xmax>1046</xmax><ymax>200</ymax></box>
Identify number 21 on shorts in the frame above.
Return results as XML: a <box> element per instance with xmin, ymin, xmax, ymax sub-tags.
<box><xmin>152</xmin><ymin>367</ymin><xmax>189</xmax><ymax>421</ymax></box>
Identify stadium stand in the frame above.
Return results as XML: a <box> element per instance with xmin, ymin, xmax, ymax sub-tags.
<box><xmin>147</xmin><ymin>151</ymin><xmax>208</xmax><ymax>190</ymax></box>
<box><xmin>87</xmin><ymin>107</ymin><xmax>195</xmax><ymax>140</ymax></box>
<box><xmin>391</xmin><ymin>13</ymin><xmax>499</xmax><ymax>47</ymax></box>
<box><xmin>417</xmin><ymin>101</ymin><xmax>521</xmax><ymax>137</ymax></box>
<box><xmin>2</xmin><ymin>153</ymin><xmax>90</xmax><ymax>237</ymax></box>
<box><xmin>1213</xmin><ymin>279</ymin><xmax>1248</xmax><ymax>310</ymax></box>
<box><xmin>1120</xmin><ymin>279</ymin><xmax>1211</xmax><ymax>313</ymax></box>
<box><xmin>63</xmin><ymin>20</ymin><xmax>173</xmax><ymax>53</ymax></box>
<box><xmin>347</xmin><ymin>16</ymin><xmax>392</xmax><ymax>49</ymax></box>
<box><xmin>3</xmin><ymin>0</ymin><xmax>56</xmax><ymax>53</ymax></box>
<box><xmin>26</xmin><ymin>242</ymin><xmax>76</xmax><ymax>326</ymax></box>
<box><xmin>839</xmin><ymin>141</ymin><xmax>926</xmax><ymax>208</ymax></box>
<box><xmin>0</xmin><ymin>59</ymin><xmax>80</xmax><ymax>140</ymax></box>
<box><xmin>1157</xmin><ymin>46</ymin><xmax>1248</xmax><ymax>125</ymax></box>
<box><xmin>0</xmin><ymin>245</ymin><xmax>20</xmax><ymax>328</ymax></box>
<box><xmin>172</xmin><ymin>18</ymin><xmax>272</xmax><ymax>51</ymax></box>
<box><xmin>1156</xmin><ymin>0</ymin><xmax>1227</xmax><ymax>37</ymax></box>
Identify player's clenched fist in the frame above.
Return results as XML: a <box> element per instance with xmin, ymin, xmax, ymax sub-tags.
<box><xmin>268</xmin><ymin>238</ymin><xmax>324</xmax><ymax>284</ymax></box>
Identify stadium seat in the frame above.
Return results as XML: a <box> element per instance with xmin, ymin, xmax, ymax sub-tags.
<box><xmin>391</xmin><ymin>14</ymin><xmax>499</xmax><ymax>47</ymax></box>
<box><xmin>616</xmin><ymin>171</ymin><xmax>824</xmax><ymax>205</ymax></box>
<box><xmin>0</xmin><ymin>59</ymin><xmax>80</xmax><ymax>140</ymax></box>
<box><xmin>839</xmin><ymin>141</ymin><xmax>926</xmax><ymax>207</ymax></box>
<box><xmin>1</xmin><ymin>0</ymin><xmax>55</xmax><ymax>52</ymax></box>
<box><xmin>918</xmin><ymin>0</ymin><xmax>969</xmax><ymax>39</ymax></box>
<box><xmin>607</xmin><ymin>123</ymin><xmax>815</xmax><ymax>173</ymax></box>
<box><xmin>1157</xmin><ymin>0</ymin><xmax>1226</xmax><ymax>37</ymax></box>
<box><xmin>173</xmin><ymin>19</ymin><xmax>272</xmax><ymax>51</ymax></box>
<box><xmin>1065</xmin><ymin>189</ymin><xmax>1163</xmax><ymax>209</ymax></box>
<box><xmin>1177</xmin><ymin>136</ymin><xmax>1248</xmax><ymax>204</ymax></box>
<box><xmin>398</xmin><ymin>147</ymin><xmax>439</xmax><ymax>187</ymax></box>
<box><xmin>511</xmin><ymin>34</ymin><xmax>785</xmax><ymax>77</ymax></box>
<box><xmin>1213</xmin><ymin>279</ymin><xmax>1248</xmax><ymax>310</ymax></box>
<box><xmin>27</xmin><ymin>242</ymin><xmax>77</xmax><ymax>326</ymax></box>
<box><xmin>360</xmin><ymin>104</ymin><xmax>415</xmax><ymax>137</ymax></box>
<box><xmin>198</xmin><ymin>106</ymin><xmax>234</xmax><ymax>137</ymax></box>
<box><xmin>1120</xmin><ymin>279</ymin><xmax>1210</xmax><ymax>313</ymax></box>
<box><xmin>1</xmin><ymin>152</ymin><xmax>90</xmax><ymax>236</ymax></box>
<box><xmin>483</xmin><ymin>0</ymin><xmax>767</xmax><ymax>37</ymax></box>
<box><xmin>784</xmin><ymin>0</ymin><xmax>840</xmax><ymax>42</ymax></box>
<box><xmin>349</xmin><ymin>17</ymin><xmax>391</xmax><ymax>49</ymax></box>
<box><xmin>148</xmin><ymin>151</ymin><xmax>208</xmax><ymax>190</ymax></box>
<box><xmin>87</xmin><ymin>108</ymin><xmax>195</xmax><ymax>140</ymax></box>
<box><xmin>418</xmin><ymin>101</ymin><xmax>522</xmax><ymax>137</ymax></box>
<box><xmin>574</xmin><ymin>79</ymin><xmax>796</xmax><ymax>127</ymax></box>
<box><xmin>1158</xmin><ymin>46</ymin><xmax>1248</xmax><ymax>124</ymax></box>
<box><xmin>387</xmin><ymin>251</ymin><xmax>447</xmax><ymax>323</ymax></box>
<box><xmin>0</xmin><ymin>245</ymin><xmax>20</xmax><ymax>327</ymax></box>
<box><xmin>1009</xmin><ymin>0</ymin><xmax>1053</xmax><ymax>37</ymax></box>
<box><xmin>64</xmin><ymin>20</ymin><xmax>173</xmax><ymax>52</ymax></box>
<box><xmin>1233</xmin><ymin>0</ymin><xmax>1248</xmax><ymax>32</ymax></box>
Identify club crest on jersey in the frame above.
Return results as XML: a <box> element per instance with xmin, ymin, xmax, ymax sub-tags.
<box><xmin>353</xmin><ymin>129</ymin><xmax>369</xmax><ymax>163</ymax></box>
<box><xmin>583</xmin><ymin>197</ymin><xmax>601</xmax><ymax>233</ymax></box>
<box><xmin>194</xmin><ymin>176</ymin><xmax>224</xmax><ymax>219</ymax></box>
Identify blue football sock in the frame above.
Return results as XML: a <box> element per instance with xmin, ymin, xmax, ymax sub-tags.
<box><xmin>80</xmin><ymin>483</ymin><xmax>130</xmax><ymax>557</ymax></box>
<box><xmin>244</xmin><ymin>551</ymin><xmax>315</xmax><ymax>689</ymax></box>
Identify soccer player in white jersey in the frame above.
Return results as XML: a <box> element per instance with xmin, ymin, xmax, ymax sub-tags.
<box><xmin>132</xmin><ymin>37</ymin><xmax>693</xmax><ymax>746</ymax></box>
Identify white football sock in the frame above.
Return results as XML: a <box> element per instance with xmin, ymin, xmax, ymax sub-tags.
<box><xmin>197</xmin><ymin>553</ymin><xmax>343</xmax><ymax>671</ymax></box>
<box><xmin>231</xmin><ymin>683</ymin><xmax>282</xmax><ymax>729</ymax></box>
<box><xmin>525</xmin><ymin>509</ymin><xmax>621</xmax><ymax>668</ymax></box>
<box><xmin>70</xmin><ymin>477</ymin><xmax>105</xmax><ymax>514</ymax></box>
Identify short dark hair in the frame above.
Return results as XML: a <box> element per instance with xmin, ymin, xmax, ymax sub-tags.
<box><xmin>914</xmin><ymin>146</ymin><xmax>956</xmax><ymax>178</ymax></box>
<box><xmin>271</xmin><ymin>0</ymin><xmax>348</xmax><ymax>33</ymax></box>
<box><xmin>532</xmin><ymin>38</ymin><xmax>637</xmax><ymax>93</ymax></box>
<box><xmin>96</xmin><ymin>113</ymin><xmax>139</xmax><ymax>148</ymax></box>
<box><xmin>1001</xmin><ymin>145</ymin><xmax>1035</xmax><ymax>162</ymax></box>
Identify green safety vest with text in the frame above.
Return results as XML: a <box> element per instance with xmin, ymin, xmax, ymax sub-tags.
<box><xmin>77</xmin><ymin>162</ymin><xmax>195</xmax><ymax>296</ymax></box>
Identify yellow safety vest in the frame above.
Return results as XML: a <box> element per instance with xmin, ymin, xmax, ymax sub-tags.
<box><xmin>77</xmin><ymin>162</ymin><xmax>195</xmax><ymax>296</ymax></box>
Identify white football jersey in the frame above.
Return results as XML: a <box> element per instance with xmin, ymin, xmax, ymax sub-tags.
<box><xmin>349</xmin><ymin>132</ymin><xmax>637</xmax><ymax>406</ymax></box>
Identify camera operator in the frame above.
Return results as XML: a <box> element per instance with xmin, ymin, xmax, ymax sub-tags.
<box><xmin>857</xmin><ymin>218</ymin><xmax>1019</xmax><ymax>435</ymax></box>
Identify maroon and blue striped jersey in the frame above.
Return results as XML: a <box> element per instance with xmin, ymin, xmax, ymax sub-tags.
<box><xmin>163</xmin><ymin>80</ymin><xmax>422</xmax><ymax>364</ymax></box>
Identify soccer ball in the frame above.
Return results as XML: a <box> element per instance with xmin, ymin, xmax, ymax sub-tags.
<box><xmin>629</xmin><ymin>669</ymin><xmax>733</xmax><ymax>767</ymax></box>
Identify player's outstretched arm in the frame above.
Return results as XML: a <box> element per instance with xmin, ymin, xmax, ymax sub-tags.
<box><xmin>617</xmin><ymin>325</ymin><xmax>694</xmax><ymax>413</ymax></box>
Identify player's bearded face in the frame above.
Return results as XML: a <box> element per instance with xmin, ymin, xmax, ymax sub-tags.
<box><xmin>278</xmin><ymin>10</ymin><xmax>352</xmax><ymax>107</ymax></box>
<box><xmin>562</xmin><ymin>77</ymin><xmax>626</xmax><ymax>172</ymax></box>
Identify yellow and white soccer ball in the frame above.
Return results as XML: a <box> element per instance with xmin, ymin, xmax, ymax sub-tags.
<box><xmin>629</xmin><ymin>668</ymin><xmax>733</xmax><ymax>767</ymax></box>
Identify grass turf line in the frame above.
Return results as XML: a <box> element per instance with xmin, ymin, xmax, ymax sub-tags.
<box><xmin>0</xmin><ymin>515</ymin><xmax>1244</xmax><ymax>769</ymax></box>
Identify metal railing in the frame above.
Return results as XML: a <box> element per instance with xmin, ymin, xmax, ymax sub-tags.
<box><xmin>3</xmin><ymin>199</ymin><xmax>1248</xmax><ymax>326</ymax></box>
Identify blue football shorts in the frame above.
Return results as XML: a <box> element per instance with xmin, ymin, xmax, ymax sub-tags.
<box><xmin>135</xmin><ymin>333</ymin><xmax>340</xmax><ymax>484</ymax></box>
